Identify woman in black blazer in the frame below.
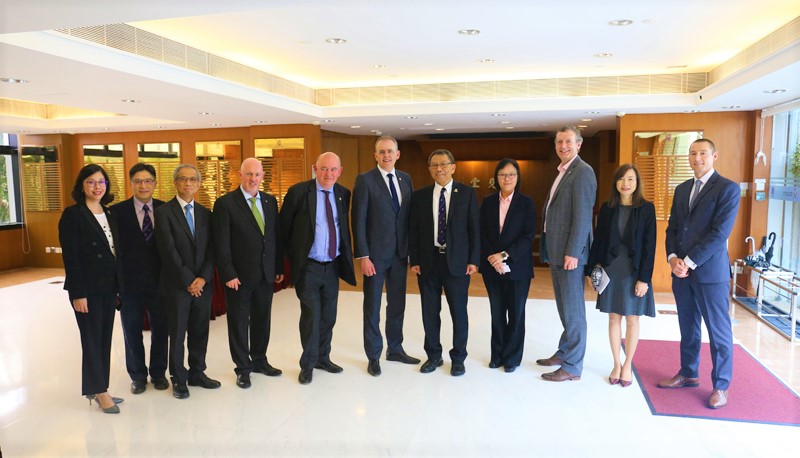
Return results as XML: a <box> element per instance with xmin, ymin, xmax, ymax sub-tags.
<box><xmin>479</xmin><ymin>158</ymin><xmax>537</xmax><ymax>373</ymax></box>
<box><xmin>586</xmin><ymin>164</ymin><xmax>656</xmax><ymax>387</ymax></box>
<box><xmin>58</xmin><ymin>164</ymin><xmax>122</xmax><ymax>413</ymax></box>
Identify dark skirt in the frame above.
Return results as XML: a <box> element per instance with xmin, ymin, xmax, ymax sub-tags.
<box><xmin>596</xmin><ymin>250</ymin><xmax>655</xmax><ymax>317</ymax></box>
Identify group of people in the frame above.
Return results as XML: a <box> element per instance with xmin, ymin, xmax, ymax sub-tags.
<box><xmin>59</xmin><ymin>127</ymin><xmax>739</xmax><ymax>415</ymax></box>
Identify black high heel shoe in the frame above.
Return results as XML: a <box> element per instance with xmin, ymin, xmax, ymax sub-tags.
<box><xmin>85</xmin><ymin>394</ymin><xmax>120</xmax><ymax>414</ymax></box>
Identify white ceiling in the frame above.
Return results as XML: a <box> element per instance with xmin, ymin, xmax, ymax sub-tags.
<box><xmin>1</xmin><ymin>0</ymin><xmax>799</xmax><ymax>139</ymax></box>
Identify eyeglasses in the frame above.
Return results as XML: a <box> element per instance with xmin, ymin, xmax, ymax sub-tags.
<box><xmin>498</xmin><ymin>173</ymin><xmax>518</xmax><ymax>179</ymax></box>
<box><xmin>428</xmin><ymin>162</ymin><xmax>453</xmax><ymax>170</ymax></box>
<box><xmin>85</xmin><ymin>180</ymin><xmax>108</xmax><ymax>187</ymax></box>
<box><xmin>132</xmin><ymin>179</ymin><xmax>155</xmax><ymax>185</ymax></box>
<box><xmin>176</xmin><ymin>176</ymin><xmax>199</xmax><ymax>183</ymax></box>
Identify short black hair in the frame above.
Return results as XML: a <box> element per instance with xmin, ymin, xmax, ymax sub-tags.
<box><xmin>494</xmin><ymin>158</ymin><xmax>521</xmax><ymax>192</ymax></box>
<box><xmin>71</xmin><ymin>164</ymin><xmax>114</xmax><ymax>205</ymax></box>
<box><xmin>129</xmin><ymin>162</ymin><xmax>156</xmax><ymax>180</ymax></box>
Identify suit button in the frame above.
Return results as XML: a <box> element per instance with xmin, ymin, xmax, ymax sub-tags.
<box><xmin>97</xmin><ymin>254</ymin><xmax>102</xmax><ymax>258</ymax></box>
<box><xmin>92</xmin><ymin>241</ymin><xmax>97</xmax><ymax>246</ymax></box>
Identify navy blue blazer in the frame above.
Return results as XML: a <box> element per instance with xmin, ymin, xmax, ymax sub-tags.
<box><xmin>479</xmin><ymin>191</ymin><xmax>537</xmax><ymax>281</ymax></box>
<box><xmin>110</xmin><ymin>197</ymin><xmax>164</xmax><ymax>295</ymax></box>
<box><xmin>665</xmin><ymin>171</ymin><xmax>740</xmax><ymax>284</ymax></box>
<box><xmin>351</xmin><ymin>167</ymin><xmax>413</xmax><ymax>260</ymax></box>
<box><xmin>586</xmin><ymin>201</ymin><xmax>656</xmax><ymax>283</ymax></box>
<box><xmin>58</xmin><ymin>204</ymin><xmax>118</xmax><ymax>301</ymax></box>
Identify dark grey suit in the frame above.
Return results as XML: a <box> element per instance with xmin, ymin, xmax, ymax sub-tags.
<box><xmin>352</xmin><ymin>167</ymin><xmax>413</xmax><ymax>360</ymax></box>
<box><xmin>540</xmin><ymin>156</ymin><xmax>596</xmax><ymax>375</ymax></box>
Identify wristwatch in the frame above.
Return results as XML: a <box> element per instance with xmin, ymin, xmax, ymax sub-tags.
<box><xmin>501</xmin><ymin>251</ymin><xmax>509</xmax><ymax>261</ymax></box>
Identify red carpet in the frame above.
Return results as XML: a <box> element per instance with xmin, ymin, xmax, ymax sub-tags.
<box><xmin>631</xmin><ymin>339</ymin><xmax>800</xmax><ymax>426</ymax></box>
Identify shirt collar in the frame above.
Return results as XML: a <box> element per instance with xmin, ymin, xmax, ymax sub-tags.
<box><xmin>499</xmin><ymin>191</ymin><xmax>514</xmax><ymax>203</ymax></box>
<box><xmin>377</xmin><ymin>166</ymin><xmax>396</xmax><ymax>179</ymax></box>
<box><xmin>175</xmin><ymin>195</ymin><xmax>194</xmax><ymax>208</ymax></box>
<box><xmin>240</xmin><ymin>186</ymin><xmax>259</xmax><ymax>200</ymax></box>
<box><xmin>557</xmin><ymin>154</ymin><xmax>579</xmax><ymax>173</ymax></box>
<box><xmin>434</xmin><ymin>179</ymin><xmax>453</xmax><ymax>195</ymax></box>
<box><xmin>133</xmin><ymin>197</ymin><xmax>153</xmax><ymax>211</ymax></box>
<box><xmin>696</xmin><ymin>168</ymin><xmax>715</xmax><ymax>185</ymax></box>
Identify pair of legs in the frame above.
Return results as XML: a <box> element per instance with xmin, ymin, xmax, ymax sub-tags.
<box><xmin>607</xmin><ymin>313</ymin><xmax>640</xmax><ymax>382</ymax></box>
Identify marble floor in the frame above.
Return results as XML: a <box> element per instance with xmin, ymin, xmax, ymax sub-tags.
<box><xmin>0</xmin><ymin>269</ymin><xmax>797</xmax><ymax>457</ymax></box>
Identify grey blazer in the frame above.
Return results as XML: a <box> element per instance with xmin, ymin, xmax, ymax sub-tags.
<box><xmin>539</xmin><ymin>156</ymin><xmax>597</xmax><ymax>266</ymax></box>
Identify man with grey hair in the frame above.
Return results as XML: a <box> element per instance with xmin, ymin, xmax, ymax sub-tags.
<box><xmin>537</xmin><ymin>126</ymin><xmax>597</xmax><ymax>382</ymax></box>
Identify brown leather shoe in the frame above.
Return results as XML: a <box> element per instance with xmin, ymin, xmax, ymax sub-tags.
<box><xmin>541</xmin><ymin>368</ymin><xmax>581</xmax><ymax>382</ymax></box>
<box><xmin>708</xmin><ymin>389</ymin><xmax>728</xmax><ymax>409</ymax></box>
<box><xmin>536</xmin><ymin>355</ymin><xmax>563</xmax><ymax>366</ymax></box>
<box><xmin>657</xmin><ymin>373</ymin><xmax>700</xmax><ymax>388</ymax></box>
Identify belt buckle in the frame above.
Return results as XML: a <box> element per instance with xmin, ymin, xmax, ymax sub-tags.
<box><xmin>438</xmin><ymin>246</ymin><xmax>446</xmax><ymax>254</ymax></box>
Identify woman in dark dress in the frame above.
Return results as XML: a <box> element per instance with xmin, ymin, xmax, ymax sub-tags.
<box><xmin>59</xmin><ymin>164</ymin><xmax>122</xmax><ymax>413</ymax></box>
<box><xmin>587</xmin><ymin>164</ymin><xmax>656</xmax><ymax>387</ymax></box>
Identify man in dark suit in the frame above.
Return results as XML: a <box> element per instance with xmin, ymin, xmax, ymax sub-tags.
<box><xmin>155</xmin><ymin>164</ymin><xmax>220</xmax><ymax>399</ymax></box>
<box><xmin>352</xmin><ymin>136</ymin><xmax>420</xmax><ymax>377</ymax></box>
<box><xmin>537</xmin><ymin>126</ymin><xmax>597</xmax><ymax>382</ymax></box>
<box><xmin>409</xmin><ymin>149</ymin><xmax>480</xmax><ymax>376</ymax></box>
<box><xmin>280</xmin><ymin>152</ymin><xmax>356</xmax><ymax>385</ymax></box>
<box><xmin>659</xmin><ymin>138</ymin><xmax>740</xmax><ymax>409</ymax></box>
<box><xmin>111</xmin><ymin>163</ymin><xmax>168</xmax><ymax>394</ymax></box>
<box><xmin>213</xmin><ymin>158</ymin><xmax>284</xmax><ymax>389</ymax></box>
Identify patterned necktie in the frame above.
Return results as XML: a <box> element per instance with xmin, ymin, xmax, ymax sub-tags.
<box><xmin>689</xmin><ymin>179</ymin><xmax>702</xmax><ymax>208</ymax></box>
<box><xmin>323</xmin><ymin>190</ymin><xmax>337</xmax><ymax>259</ymax></box>
<box><xmin>184</xmin><ymin>203</ymin><xmax>194</xmax><ymax>236</ymax></box>
<box><xmin>437</xmin><ymin>187</ymin><xmax>447</xmax><ymax>246</ymax></box>
<box><xmin>387</xmin><ymin>173</ymin><xmax>400</xmax><ymax>212</ymax></box>
<box><xmin>141</xmin><ymin>204</ymin><xmax>153</xmax><ymax>243</ymax></box>
<box><xmin>249</xmin><ymin>196</ymin><xmax>265</xmax><ymax>234</ymax></box>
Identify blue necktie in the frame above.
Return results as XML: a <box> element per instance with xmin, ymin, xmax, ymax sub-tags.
<box><xmin>387</xmin><ymin>173</ymin><xmax>400</xmax><ymax>212</ymax></box>
<box><xmin>184</xmin><ymin>203</ymin><xmax>194</xmax><ymax>236</ymax></box>
<box><xmin>437</xmin><ymin>187</ymin><xmax>447</xmax><ymax>246</ymax></box>
<box><xmin>322</xmin><ymin>190</ymin><xmax>337</xmax><ymax>259</ymax></box>
<box><xmin>141</xmin><ymin>204</ymin><xmax>153</xmax><ymax>243</ymax></box>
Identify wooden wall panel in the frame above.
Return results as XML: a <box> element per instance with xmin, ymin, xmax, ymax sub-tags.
<box><xmin>0</xmin><ymin>228</ymin><xmax>26</xmax><ymax>270</ymax></box>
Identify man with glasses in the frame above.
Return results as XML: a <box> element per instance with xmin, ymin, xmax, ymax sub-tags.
<box><xmin>280</xmin><ymin>152</ymin><xmax>356</xmax><ymax>385</ymax></box>
<box><xmin>111</xmin><ymin>163</ymin><xmax>168</xmax><ymax>394</ymax></box>
<box><xmin>155</xmin><ymin>164</ymin><xmax>220</xmax><ymax>399</ymax></box>
<box><xmin>409</xmin><ymin>149</ymin><xmax>480</xmax><ymax>376</ymax></box>
<box><xmin>213</xmin><ymin>158</ymin><xmax>284</xmax><ymax>389</ymax></box>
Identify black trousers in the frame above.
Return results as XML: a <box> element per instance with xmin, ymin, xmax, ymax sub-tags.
<box><xmin>74</xmin><ymin>292</ymin><xmax>116</xmax><ymax>396</ymax></box>
<box><xmin>484</xmin><ymin>276</ymin><xmax>531</xmax><ymax>367</ymax></box>
<box><xmin>362</xmin><ymin>255</ymin><xmax>408</xmax><ymax>360</ymax></box>
<box><xmin>295</xmin><ymin>260</ymin><xmax>340</xmax><ymax>369</ymax></box>
<box><xmin>119</xmin><ymin>292</ymin><xmax>168</xmax><ymax>382</ymax></box>
<box><xmin>225</xmin><ymin>279</ymin><xmax>275</xmax><ymax>375</ymax></box>
<box><xmin>417</xmin><ymin>252</ymin><xmax>470</xmax><ymax>363</ymax></box>
<box><xmin>165</xmin><ymin>291</ymin><xmax>212</xmax><ymax>384</ymax></box>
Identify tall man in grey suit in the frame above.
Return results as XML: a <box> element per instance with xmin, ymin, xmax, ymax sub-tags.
<box><xmin>537</xmin><ymin>126</ymin><xmax>597</xmax><ymax>382</ymax></box>
<box><xmin>155</xmin><ymin>164</ymin><xmax>220</xmax><ymax>399</ymax></box>
<box><xmin>409</xmin><ymin>149</ymin><xmax>480</xmax><ymax>377</ymax></box>
<box><xmin>213</xmin><ymin>158</ymin><xmax>284</xmax><ymax>390</ymax></box>
<box><xmin>280</xmin><ymin>152</ymin><xmax>357</xmax><ymax>385</ymax></box>
<box><xmin>352</xmin><ymin>136</ymin><xmax>420</xmax><ymax>377</ymax></box>
<box><xmin>659</xmin><ymin>138</ymin><xmax>740</xmax><ymax>409</ymax></box>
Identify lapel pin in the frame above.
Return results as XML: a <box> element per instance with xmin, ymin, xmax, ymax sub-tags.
<box><xmin>454</xmin><ymin>188</ymin><xmax>459</xmax><ymax>193</ymax></box>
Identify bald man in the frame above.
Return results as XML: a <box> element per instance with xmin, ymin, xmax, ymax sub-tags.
<box><xmin>213</xmin><ymin>158</ymin><xmax>284</xmax><ymax>389</ymax></box>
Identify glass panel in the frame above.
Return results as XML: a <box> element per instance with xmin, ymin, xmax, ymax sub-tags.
<box><xmin>0</xmin><ymin>134</ymin><xmax>22</xmax><ymax>224</ymax></box>
<box><xmin>254</xmin><ymin>138</ymin><xmax>305</xmax><ymax>207</ymax></box>
<box><xmin>194</xmin><ymin>140</ymin><xmax>241</xmax><ymax>209</ymax></box>
<box><xmin>83</xmin><ymin>144</ymin><xmax>124</xmax><ymax>204</ymax></box>
<box><xmin>138</xmin><ymin>142</ymin><xmax>180</xmax><ymax>202</ymax></box>
<box><xmin>21</xmin><ymin>145</ymin><xmax>63</xmax><ymax>211</ymax></box>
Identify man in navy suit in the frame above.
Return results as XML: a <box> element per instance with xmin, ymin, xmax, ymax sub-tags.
<box><xmin>213</xmin><ymin>158</ymin><xmax>284</xmax><ymax>389</ymax></box>
<box><xmin>111</xmin><ymin>163</ymin><xmax>168</xmax><ymax>394</ymax></box>
<box><xmin>659</xmin><ymin>138</ymin><xmax>740</xmax><ymax>409</ymax></box>
<box><xmin>409</xmin><ymin>149</ymin><xmax>480</xmax><ymax>376</ymax></box>
<box><xmin>352</xmin><ymin>136</ymin><xmax>420</xmax><ymax>377</ymax></box>
<box><xmin>280</xmin><ymin>152</ymin><xmax>357</xmax><ymax>385</ymax></box>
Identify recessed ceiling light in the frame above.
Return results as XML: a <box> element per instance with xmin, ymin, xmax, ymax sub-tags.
<box><xmin>198</xmin><ymin>112</ymin><xmax>213</xmax><ymax>115</ymax></box>
<box><xmin>18</xmin><ymin>130</ymin><xmax>29</xmax><ymax>133</ymax></box>
<box><xmin>593</xmin><ymin>52</ymin><xmax>613</xmax><ymax>58</ymax></box>
<box><xmin>685</xmin><ymin>109</ymin><xmax>700</xmax><ymax>113</ymax></box>
<box><xmin>254</xmin><ymin>120</ymin><xmax>267</xmax><ymax>124</ymax></box>
<box><xmin>458</xmin><ymin>29</ymin><xmax>480</xmax><ymax>35</ymax></box>
<box><xmin>0</xmin><ymin>77</ymin><xmax>28</xmax><ymax>84</ymax></box>
<box><xmin>350</xmin><ymin>125</ymin><xmax>361</xmax><ymax>129</ymax></box>
<box><xmin>491</xmin><ymin>113</ymin><xmax>506</xmax><ymax>117</ymax></box>
<box><xmin>211</xmin><ymin>123</ymin><xmax>221</xmax><ymax>126</ymax></box>
<box><xmin>321</xmin><ymin>119</ymin><xmax>335</xmax><ymax>123</ymax></box>
<box><xmin>500</xmin><ymin>121</ymin><xmax>510</xmax><ymax>124</ymax></box>
<box><xmin>505</xmin><ymin>127</ymin><xmax>515</xmax><ymax>130</ymax></box>
<box><xmin>435</xmin><ymin>128</ymin><xmax>445</xmax><ymax>131</ymax></box>
<box><xmin>373</xmin><ymin>64</ymin><xmax>387</xmax><ymax>69</ymax></box>
<box><xmin>370</xmin><ymin>129</ymin><xmax>381</xmax><ymax>134</ymax></box>
<box><xmin>608</xmin><ymin>19</ymin><xmax>633</xmax><ymax>26</ymax></box>
<box><xmin>581</xmin><ymin>118</ymin><xmax>592</xmax><ymax>122</ymax></box>
<box><xmin>325</xmin><ymin>38</ymin><xmax>347</xmax><ymax>44</ymax></box>
<box><xmin>763</xmin><ymin>89</ymin><xmax>786</xmax><ymax>94</ymax></box>
<box><xmin>479</xmin><ymin>58</ymin><xmax>495</xmax><ymax>63</ymax></box>
<box><xmin>577</xmin><ymin>125</ymin><xmax>588</xmax><ymax>129</ymax></box>
<box><xmin>585</xmin><ymin>111</ymin><xmax>600</xmax><ymax>114</ymax></box>
<box><xmin>667</xmin><ymin>65</ymin><xmax>688</xmax><ymax>69</ymax></box>
<box><xmin>121</xmin><ymin>99</ymin><xmax>139</xmax><ymax>103</ymax></box>
<box><xmin>156</xmin><ymin>125</ymin><xmax>165</xmax><ymax>129</ymax></box>
<box><xmin>721</xmin><ymin>105</ymin><xmax>741</xmax><ymax>109</ymax></box>
<box><xmin>405</xmin><ymin>116</ymin><xmax>418</xmax><ymax>119</ymax></box>
<box><xmin>424</xmin><ymin>122</ymin><xmax>434</xmax><ymax>126</ymax></box>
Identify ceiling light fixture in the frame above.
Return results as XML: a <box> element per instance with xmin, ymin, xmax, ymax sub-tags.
<box><xmin>763</xmin><ymin>89</ymin><xmax>786</xmax><ymax>94</ymax></box>
<box><xmin>479</xmin><ymin>58</ymin><xmax>495</xmax><ymax>63</ymax></box>
<box><xmin>321</xmin><ymin>119</ymin><xmax>335</xmax><ymax>123</ymax></box>
<box><xmin>424</xmin><ymin>123</ymin><xmax>434</xmax><ymax>126</ymax></box>
<box><xmin>580</xmin><ymin>118</ymin><xmax>592</xmax><ymax>122</ymax></box>
<box><xmin>721</xmin><ymin>105</ymin><xmax>741</xmax><ymax>109</ymax></box>
<box><xmin>350</xmin><ymin>125</ymin><xmax>361</xmax><ymax>128</ymax></box>
<box><xmin>121</xmin><ymin>99</ymin><xmax>139</xmax><ymax>103</ymax></box>
<box><xmin>585</xmin><ymin>111</ymin><xmax>600</xmax><ymax>114</ymax></box>
<box><xmin>211</xmin><ymin>123</ymin><xmax>221</xmax><ymax>126</ymax></box>
<box><xmin>0</xmin><ymin>78</ymin><xmax>28</xmax><ymax>84</ymax></box>
<box><xmin>500</xmin><ymin>121</ymin><xmax>510</xmax><ymax>124</ymax></box>
<box><xmin>685</xmin><ymin>109</ymin><xmax>700</xmax><ymax>113</ymax></box>
<box><xmin>373</xmin><ymin>64</ymin><xmax>387</xmax><ymax>69</ymax></box>
<box><xmin>505</xmin><ymin>127</ymin><xmax>515</xmax><ymax>130</ymax></box>
<box><xmin>608</xmin><ymin>19</ymin><xmax>633</xmax><ymax>26</ymax></box>
<box><xmin>405</xmin><ymin>116</ymin><xmax>418</xmax><ymax>119</ymax></box>
<box><xmin>667</xmin><ymin>65</ymin><xmax>688</xmax><ymax>69</ymax></box>
<box><xmin>254</xmin><ymin>120</ymin><xmax>267</xmax><ymax>124</ymax></box>
<box><xmin>435</xmin><ymin>128</ymin><xmax>445</xmax><ymax>131</ymax></box>
<box><xmin>325</xmin><ymin>38</ymin><xmax>347</xmax><ymax>44</ymax></box>
<box><xmin>593</xmin><ymin>52</ymin><xmax>613</xmax><ymax>58</ymax></box>
<box><xmin>491</xmin><ymin>113</ymin><xmax>506</xmax><ymax>117</ymax></box>
<box><xmin>198</xmin><ymin>112</ymin><xmax>213</xmax><ymax>115</ymax></box>
<box><xmin>458</xmin><ymin>29</ymin><xmax>480</xmax><ymax>35</ymax></box>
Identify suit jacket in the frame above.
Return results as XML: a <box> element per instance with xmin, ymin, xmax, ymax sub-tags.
<box><xmin>154</xmin><ymin>197</ymin><xmax>215</xmax><ymax>296</ymax></box>
<box><xmin>409</xmin><ymin>181</ymin><xmax>480</xmax><ymax>277</ymax></box>
<box><xmin>58</xmin><ymin>203</ymin><xmax>118</xmax><ymax>301</ymax></box>
<box><xmin>540</xmin><ymin>156</ymin><xmax>597</xmax><ymax>266</ymax></box>
<box><xmin>280</xmin><ymin>179</ymin><xmax>356</xmax><ymax>286</ymax></box>
<box><xmin>110</xmin><ymin>197</ymin><xmax>164</xmax><ymax>295</ymax></box>
<box><xmin>479</xmin><ymin>191</ymin><xmax>537</xmax><ymax>281</ymax></box>
<box><xmin>213</xmin><ymin>189</ymin><xmax>283</xmax><ymax>286</ymax></box>
<box><xmin>586</xmin><ymin>201</ymin><xmax>656</xmax><ymax>283</ymax></box>
<box><xmin>665</xmin><ymin>171</ymin><xmax>740</xmax><ymax>283</ymax></box>
<box><xmin>351</xmin><ymin>167</ymin><xmax>413</xmax><ymax>260</ymax></box>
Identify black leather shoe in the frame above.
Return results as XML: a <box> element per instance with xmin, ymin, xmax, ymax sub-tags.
<box><xmin>504</xmin><ymin>365</ymin><xmax>517</xmax><ymax>373</ymax></box>
<box><xmin>236</xmin><ymin>373</ymin><xmax>251</xmax><ymax>389</ymax></box>
<box><xmin>152</xmin><ymin>377</ymin><xmax>169</xmax><ymax>391</ymax></box>
<box><xmin>488</xmin><ymin>360</ymin><xmax>501</xmax><ymax>369</ymax></box>
<box><xmin>188</xmin><ymin>373</ymin><xmax>221</xmax><ymax>389</ymax></box>
<box><xmin>172</xmin><ymin>382</ymin><xmax>189</xmax><ymax>399</ymax></box>
<box><xmin>367</xmin><ymin>359</ymin><xmax>381</xmax><ymax>377</ymax></box>
<box><xmin>131</xmin><ymin>380</ymin><xmax>147</xmax><ymax>394</ymax></box>
<box><xmin>386</xmin><ymin>351</ymin><xmax>421</xmax><ymax>365</ymax></box>
<box><xmin>451</xmin><ymin>362</ymin><xmax>466</xmax><ymax>376</ymax></box>
<box><xmin>298</xmin><ymin>368</ymin><xmax>313</xmax><ymax>385</ymax></box>
<box><xmin>315</xmin><ymin>360</ymin><xmax>343</xmax><ymax>373</ymax></box>
<box><xmin>253</xmin><ymin>364</ymin><xmax>283</xmax><ymax>377</ymax></box>
<box><xmin>420</xmin><ymin>358</ymin><xmax>443</xmax><ymax>373</ymax></box>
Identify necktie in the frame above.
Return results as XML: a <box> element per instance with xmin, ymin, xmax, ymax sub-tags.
<box><xmin>689</xmin><ymin>179</ymin><xmax>702</xmax><ymax>208</ymax></box>
<box><xmin>184</xmin><ymin>203</ymin><xmax>194</xmax><ymax>236</ymax></box>
<box><xmin>323</xmin><ymin>190</ymin><xmax>337</xmax><ymax>259</ymax></box>
<box><xmin>437</xmin><ymin>187</ymin><xmax>447</xmax><ymax>246</ymax></box>
<box><xmin>249</xmin><ymin>196</ymin><xmax>265</xmax><ymax>234</ymax></box>
<box><xmin>141</xmin><ymin>204</ymin><xmax>153</xmax><ymax>243</ymax></box>
<box><xmin>387</xmin><ymin>173</ymin><xmax>400</xmax><ymax>212</ymax></box>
